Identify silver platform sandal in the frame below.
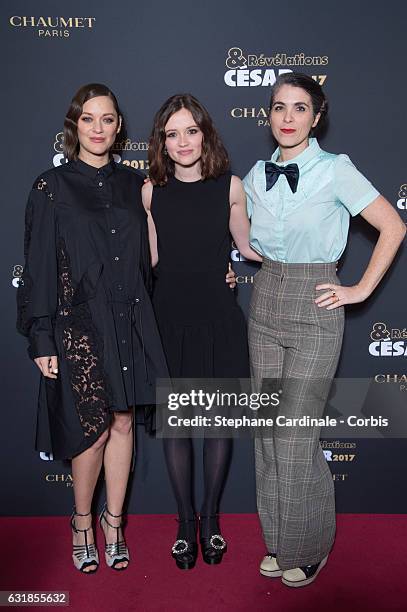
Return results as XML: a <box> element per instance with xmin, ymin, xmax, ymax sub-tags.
<box><xmin>99</xmin><ymin>504</ymin><xmax>130</xmax><ymax>571</ymax></box>
<box><xmin>71</xmin><ymin>508</ymin><xmax>99</xmax><ymax>574</ymax></box>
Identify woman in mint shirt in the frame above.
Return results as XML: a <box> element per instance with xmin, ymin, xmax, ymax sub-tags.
<box><xmin>243</xmin><ymin>72</ymin><xmax>405</xmax><ymax>587</ymax></box>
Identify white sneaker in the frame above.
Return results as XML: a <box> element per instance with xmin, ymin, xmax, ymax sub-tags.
<box><xmin>281</xmin><ymin>555</ymin><xmax>328</xmax><ymax>588</ymax></box>
<box><xmin>259</xmin><ymin>554</ymin><xmax>282</xmax><ymax>577</ymax></box>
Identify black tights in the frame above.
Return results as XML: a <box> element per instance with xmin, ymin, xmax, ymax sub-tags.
<box><xmin>163</xmin><ymin>437</ymin><xmax>232</xmax><ymax>540</ymax></box>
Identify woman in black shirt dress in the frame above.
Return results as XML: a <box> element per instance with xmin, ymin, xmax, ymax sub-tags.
<box><xmin>17</xmin><ymin>83</ymin><xmax>168</xmax><ymax>572</ymax></box>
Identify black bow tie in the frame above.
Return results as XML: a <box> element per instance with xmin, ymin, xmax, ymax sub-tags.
<box><xmin>265</xmin><ymin>161</ymin><xmax>299</xmax><ymax>193</ymax></box>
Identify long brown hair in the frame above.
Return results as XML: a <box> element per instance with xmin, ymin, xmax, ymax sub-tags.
<box><xmin>63</xmin><ymin>83</ymin><xmax>125</xmax><ymax>160</ymax></box>
<box><xmin>148</xmin><ymin>94</ymin><xmax>229</xmax><ymax>185</ymax></box>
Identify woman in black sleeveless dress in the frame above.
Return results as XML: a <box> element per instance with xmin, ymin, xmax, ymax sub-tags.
<box><xmin>142</xmin><ymin>94</ymin><xmax>261</xmax><ymax>569</ymax></box>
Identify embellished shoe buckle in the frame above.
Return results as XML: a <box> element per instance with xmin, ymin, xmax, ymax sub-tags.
<box><xmin>209</xmin><ymin>534</ymin><xmax>226</xmax><ymax>550</ymax></box>
<box><xmin>172</xmin><ymin>539</ymin><xmax>189</xmax><ymax>555</ymax></box>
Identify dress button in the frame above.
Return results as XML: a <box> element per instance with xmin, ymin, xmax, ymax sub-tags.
<box><xmin>105</xmin><ymin>203</ymin><xmax>110</xmax><ymax>208</ymax></box>
<box><xmin>119</xmin><ymin>312</ymin><xmax>124</xmax><ymax>317</ymax></box>
<box><xmin>98</xmin><ymin>181</ymin><xmax>103</xmax><ymax>187</ymax></box>
<box><xmin>117</xmin><ymin>284</ymin><xmax>123</xmax><ymax>291</ymax></box>
<box><xmin>135</xmin><ymin>298</ymin><xmax>140</xmax><ymax>303</ymax></box>
<box><xmin>121</xmin><ymin>339</ymin><xmax>126</xmax><ymax>344</ymax></box>
<box><xmin>114</xmin><ymin>256</ymin><xmax>119</xmax><ymax>261</ymax></box>
<box><xmin>111</xmin><ymin>229</ymin><xmax>116</xmax><ymax>234</ymax></box>
<box><xmin>123</xmin><ymin>366</ymin><xmax>128</xmax><ymax>371</ymax></box>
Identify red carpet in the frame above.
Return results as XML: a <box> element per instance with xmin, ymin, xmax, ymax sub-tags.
<box><xmin>1</xmin><ymin>514</ymin><xmax>406</xmax><ymax>611</ymax></box>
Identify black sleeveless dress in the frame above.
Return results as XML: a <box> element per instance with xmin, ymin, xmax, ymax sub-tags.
<box><xmin>151</xmin><ymin>173</ymin><xmax>249</xmax><ymax>378</ymax></box>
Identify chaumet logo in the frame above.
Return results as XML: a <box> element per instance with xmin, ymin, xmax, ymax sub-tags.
<box><xmin>45</xmin><ymin>474</ymin><xmax>73</xmax><ymax>487</ymax></box>
<box><xmin>9</xmin><ymin>16</ymin><xmax>96</xmax><ymax>38</ymax></box>
<box><xmin>374</xmin><ymin>374</ymin><xmax>407</xmax><ymax>391</ymax></box>
<box><xmin>230</xmin><ymin>106</ymin><xmax>270</xmax><ymax>128</ymax></box>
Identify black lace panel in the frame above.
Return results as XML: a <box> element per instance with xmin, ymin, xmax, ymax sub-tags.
<box><xmin>16</xmin><ymin>266</ymin><xmax>33</xmax><ymax>336</ymax></box>
<box><xmin>57</xmin><ymin>238</ymin><xmax>110</xmax><ymax>438</ymax></box>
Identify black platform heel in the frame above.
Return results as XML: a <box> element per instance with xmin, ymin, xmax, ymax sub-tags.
<box><xmin>199</xmin><ymin>514</ymin><xmax>227</xmax><ymax>565</ymax></box>
<box><xmin>171</xmin><ymin>517</ymin><xmax>198</xmax><ymax>570</ymax></box>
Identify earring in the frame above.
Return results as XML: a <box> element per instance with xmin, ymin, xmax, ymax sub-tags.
<box><xmin>164</xmin><ymin>147</ymin><xmax>168</xmax><ymax>155</ymax></box>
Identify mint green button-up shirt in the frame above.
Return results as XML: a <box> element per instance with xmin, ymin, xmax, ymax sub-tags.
<box><xmin>243</xmin><ymin>138</ymin><xmax>380</xmax><ymax>263</ymax></box>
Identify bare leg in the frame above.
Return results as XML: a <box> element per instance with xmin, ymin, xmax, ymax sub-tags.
<box><xmin>102</xmin><ymin>410</ymin><xmax>133</xmax><ymax>569</ymax></box>
<box><xmin>71</xmin><ymin>428</ymin><xmax>109</xmax><ymax>572</ymax></box>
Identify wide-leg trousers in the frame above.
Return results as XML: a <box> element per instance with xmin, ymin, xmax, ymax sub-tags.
<box><xmin>248</xmin><ymin>259</ymin><xmax>344</xmax><ymax>570</ymax></box>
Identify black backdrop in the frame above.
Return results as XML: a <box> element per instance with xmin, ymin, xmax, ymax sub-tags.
<box><xmin>1</xmin><ymin>0</ymin><xmax>406</xmax><ymax>516</ymax></box>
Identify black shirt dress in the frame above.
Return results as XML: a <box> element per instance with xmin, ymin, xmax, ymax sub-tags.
<box><xmin>17</xmin><ymin>159</ymin><xmax>168</xmax><ymax>460</ymax></box>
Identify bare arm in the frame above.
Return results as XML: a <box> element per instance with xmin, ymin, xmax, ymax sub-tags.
<box><xmin>356</xmin><ymin>196</ymin><xmax>406</xmax><ymax>295</ymax></box>
<box><xmin>315</xmin><ymin>195</ymin><xmax>406</xmax><ymax>309</ymax></box>
<box><xmin>229</xmin><ymin>175</ymin><xmax>262</xmax><ymax>262</ymax></box>
<box><xmin>141</xmin><ymin>181</ymin><xmax>159</xmax><ymax>268</ymax></box>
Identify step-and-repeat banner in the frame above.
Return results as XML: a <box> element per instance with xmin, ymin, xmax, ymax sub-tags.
<box><xmin>2</xmin><ymin>1</ymin><xmax>406</xmax><ymax>515</ymax></box>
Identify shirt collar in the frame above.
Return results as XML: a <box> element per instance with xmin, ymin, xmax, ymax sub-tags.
<box><xmin>70</xmin><ymin>157</ymin><xmax>116</xmax><ymax>179</ymax></box>
<box><xmin>270</xmin><ymin>137</ymin><xmax>321</xmax><ymax>170</ymax></box>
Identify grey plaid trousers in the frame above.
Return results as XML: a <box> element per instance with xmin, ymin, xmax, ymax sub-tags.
<box><xmin>248</xmin><ymin>259</ymin><xmax>344</xmax><ymax>570</ymax></box>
